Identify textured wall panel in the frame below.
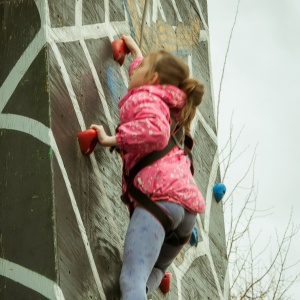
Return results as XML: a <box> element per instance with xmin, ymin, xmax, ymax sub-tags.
<box><xmin>0</xmin><ymin>1</ymin><xmax>229</xmax><ymax>299</ymax></box>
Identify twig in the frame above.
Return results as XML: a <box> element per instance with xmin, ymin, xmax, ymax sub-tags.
<box><xmin>216</xmin><ymin>0</ymin><xmax>242</xmax><ymax>132</ymax></box>
<box><xmin>139</xmin><ymin>0</ymin><xmax>149</xmax><ymax>48</ymax></box>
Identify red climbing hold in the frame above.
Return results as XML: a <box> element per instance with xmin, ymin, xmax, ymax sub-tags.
<box><xmin>77</xmin><ymin>129</ymin><xmax>98</xmax><ymax>155</ymax></box>
<box><xmin>112</xmin><ymin>38</ymin><xmax>130</xmax><ymax>66</ymax></box>
<box><xmin>159</xmin><ymin>272</ymin><xmax>172</xmax><ymax>294</ymax></box>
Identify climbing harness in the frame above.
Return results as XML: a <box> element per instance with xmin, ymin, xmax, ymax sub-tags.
<box><xmin>112</xmin><ymin>115</ymin><xmax>194</xmax><ymax>246</ymax></box>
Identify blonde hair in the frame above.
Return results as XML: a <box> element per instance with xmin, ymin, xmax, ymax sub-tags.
<box><xmin>146</xmin><ymin>50</ymin><xmax>204</xmax><ymax>130</ymax></box>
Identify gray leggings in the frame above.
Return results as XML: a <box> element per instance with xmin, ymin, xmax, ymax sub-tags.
<box><xmin>119</xmin><ymin>201</ymin><xmax>196</xmax><ymax>299</ymax></box>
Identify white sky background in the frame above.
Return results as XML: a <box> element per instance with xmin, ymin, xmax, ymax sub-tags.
<box><xmin>207</xmin><ymin>0</ymin><xmax>300</xmax><ymax>298</ymax></box>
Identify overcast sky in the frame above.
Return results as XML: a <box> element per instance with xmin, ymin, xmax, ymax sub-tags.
<box><xmin>207</xmin><ymin>0</ymin><xmax>300</xmax><ymax>297</ymax></box>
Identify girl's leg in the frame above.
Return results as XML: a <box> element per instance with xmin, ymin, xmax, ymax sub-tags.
<box><xmin>119</xmin><ymin>205</ymin><xmax>165</xmax><ymax>300</ymax></box>
<box><xmin>146</xmin><ymin>201</ymin><xmax>196</xmax><ymax>293</ymax></box>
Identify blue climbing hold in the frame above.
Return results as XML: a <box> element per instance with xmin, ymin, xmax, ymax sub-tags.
<box><xmin>213</xmin><ymin>183</ymin><xmax>226</xmax><ymax>203</ymax></box>
<box><xmin>189</xmin><ymin>227</ymin><xmax>198</xmax><ymax>247</ymax></box>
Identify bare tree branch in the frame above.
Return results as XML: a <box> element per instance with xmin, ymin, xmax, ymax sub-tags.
<box><xmin>216</xmin><ymin>0</ymin><xmax>242</xmax><ymax>132</ymax></box>
<box><xmin>215</xmin><ymin>0</ymin><xmax>299</xmax><ymax>298</ymax></box>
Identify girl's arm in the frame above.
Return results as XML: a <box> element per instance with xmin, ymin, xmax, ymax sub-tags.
<box><xmin>122</xmin><ymin>35</ymin><xmax>144</xmax><ymax>77</ymax></box>
<box><xmin>90</xmin><ymin>96</ymin><xmax>170</xmax><ymax>152</ymax></box>
<box><xmin>122</xmin><ymin>35</ymin><xmax>142</xmax><ymax>59</ymax></box>
<box><xmin>116</xmin><ymin>94</ymin><xmax>171</xmax><ymax>153</ymax></box>
<box><xmin>89</xmin><ymin>125</ymin><xmax>117</xmax><ymax>147</ymax></box>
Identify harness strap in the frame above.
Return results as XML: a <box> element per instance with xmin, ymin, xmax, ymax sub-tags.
<box><xmin>184</xmin><ymin>131</ymin><xmax>194</xmax><ymax>175</ymax></box>
<box><xmin>128</xmin><ymin>185</ymin><xmax>173</xmax><ymax>233</ymax></box>
<box><xmin>127</xmin><ymin>126</ymin><xmax>182</xmax><ymax>235</ymax></box>
<box><xmin>129</xmin><ymin>126</ymin><xmax>184</xmax><ymax>180</ymax></box>
<box><xmin>165</xmin><ymin>231</ymin><xmax>191</xmax><ymax>246</ymax></box>
<box><xmin>121</xmin><ymin>115</ymin><xmax>194</xmax><ymax>246</ymax></box>
<box><xmin>128</xmin><ymin>185</ymin><xmax>192</xmax><ymax>246</ymax></box>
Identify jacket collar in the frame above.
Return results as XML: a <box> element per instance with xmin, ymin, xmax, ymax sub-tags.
<box><xmin>118</xmin><ymin>85</ymin><xmax>186</xmax><ymax>112</ymax></box>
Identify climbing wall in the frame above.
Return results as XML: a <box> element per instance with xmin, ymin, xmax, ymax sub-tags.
<box><xmin>0</xmin><ymin>1</ymin><xmax>229</xmax><ymax>299</ymax></box>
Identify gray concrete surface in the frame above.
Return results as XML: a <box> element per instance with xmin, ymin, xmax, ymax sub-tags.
<box><xmin>0</xmin><ymin>1</ymin><xmax>229</xmax><ymax>299</ymax></box>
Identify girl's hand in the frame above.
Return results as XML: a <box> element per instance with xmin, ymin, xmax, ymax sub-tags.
<box><xmin>90</xmin><ymin>124</ymin><xmax>117</xmax><ymax>147</ymax></box>
<box><xmin>122</xmin><ymin>35</ymin><xmax>142</xmax><ymax>58</ymax></box>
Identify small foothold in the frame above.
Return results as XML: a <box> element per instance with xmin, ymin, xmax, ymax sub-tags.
<box><xmin>159</xmin><ymin>272</ymin><xmax>172</xmax><ymax>294</ymax></box>
<box><xmin>77</xmin><ymin>129</ymin><xmax>98</xmax><ymax>155</ymax></box>
<box><xmin>213</xmin><ymin>183</ymin><xmax>226</xmax><ymax>203</ymax></box>
<box><xmin>189</xmin><ymin>227</ymin><xmax>198</xmax><ymax>247</ymax></box>
<box><xmin>111</xmin><ymin>39</ymin><xmax>130</xmax><ymax>66</ymax></box>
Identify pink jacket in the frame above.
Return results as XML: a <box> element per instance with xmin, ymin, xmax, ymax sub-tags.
<box><xmin>115</xmin><ymin>65</ymin><xmax>205</xmax><ymax>214</ymax></box>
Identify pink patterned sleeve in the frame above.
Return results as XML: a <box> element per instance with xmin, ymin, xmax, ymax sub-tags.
<box><xmin>128</xmin><ymin>57</ymin><xmax>144</xmax><ymax>77</ymax></box>
<box><xmin>115</xmin><ymin>93</ymin><xmax>170</xmax><ymax>154</ymax></box>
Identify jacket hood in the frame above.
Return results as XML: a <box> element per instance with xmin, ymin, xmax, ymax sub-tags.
<box><xmin>118</xmin><ymin>85</ymin><xmax>186</xmax><ymax>113</ymax></box>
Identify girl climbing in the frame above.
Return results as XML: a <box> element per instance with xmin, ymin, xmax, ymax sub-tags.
<box><xmin>90</xmin><ymin>35</ymin><xmax>205</xmax><ymax>299</ymax></box>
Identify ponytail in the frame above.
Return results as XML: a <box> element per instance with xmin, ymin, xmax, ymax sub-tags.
<box><xmin>179</xmin><ymin>78</ymin><xmax>204</xmax><ymax>130</ymax></box>
<box><xmin>146</xmin><ymin>51</ymin><xmax>205</xmax><ymax>130</ymax></box>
